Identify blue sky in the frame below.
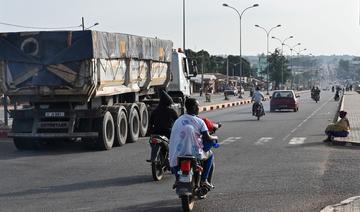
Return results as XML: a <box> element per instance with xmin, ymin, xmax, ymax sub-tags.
<box><xmin>1</xmin><ymin>0</ymin><xmax>359</xmax><ymax>56</ymax></box>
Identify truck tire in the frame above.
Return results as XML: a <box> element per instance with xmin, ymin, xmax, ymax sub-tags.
<box><xmin>13</xmin><ymin>138</ymin><xmax>36</xmax><ymax>150</ymax></box>
<box><xmin>95</xmin><ymin>111</ymin><xmax>115</xmax><ymax>150</ymax></box>
<box><xmin>138</xmin><ymin>103</ymin><xmax>149</xmax><ymax>137</ymax></box>
<box><xmin>127</xmin><ymin>104</ymin><xmax>140</xmax><ymax>143</ymax></box>
<box><xmin>114</xmin><ymin>106</ymin><xmax>128</xmax><ymax>146</ymax></box>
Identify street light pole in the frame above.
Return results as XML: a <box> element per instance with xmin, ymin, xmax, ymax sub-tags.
<box><xmin>183</xmin><ymin>0</ymin><xmax>186</xmax><ymax>52</ymax></box>
<box><xmin>81</xmin><ymin>17</ymin><xmax>99</xmax><ymax>30</ymax></box>
<box><xmin>223</xmin><ymin>3</ymin><xmax>259</xmax><ymax>98</ymax></box>
<box><xmin>295</xmin><ymin>48</ymin><xmax>307</xmax><ymax>56</ymax></box>
<box><xmin>254</xmin><ymin>24</ymin><xmax>281</xmax><ymax>94</ymax></box>
<box><xmin>284</xmin><ymin>42</ymin><xmax>301</xmax><ymax>89</ymax></box>
<box><xmin>272</xmin><ymin>35</ymin><xmax>293</xmax><ymax>87</ymax></box>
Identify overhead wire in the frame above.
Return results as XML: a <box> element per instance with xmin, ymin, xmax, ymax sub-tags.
<box><xmin>0</xmin><ymin>21</ymin><xmax>81</xmax><ymax>30</ymax></box>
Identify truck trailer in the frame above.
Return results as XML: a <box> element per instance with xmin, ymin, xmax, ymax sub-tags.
<box><xmin>0</xmin><ymin>30</ymin><xmax>195</xmax><ymax>150</ymax></box>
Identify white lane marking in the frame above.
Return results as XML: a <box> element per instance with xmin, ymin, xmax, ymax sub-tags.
<box><xmin>255</xmin><ymin>137</ymin><xmax>273</xmax><ymax>145</ymax></box>
<box><xmin>220</xmin><ymin>137</ymin><xmax>242</xmax><ymax>145</ymax></box>
<box><xmin>282</xmin><ymin>96</ymin><xmax>332</xmax><ymax>141</ymax></box>
<box><xmin>289</xmin><ymin>137</ymin><xmax>306</xmax><ymax>145</ymax></box>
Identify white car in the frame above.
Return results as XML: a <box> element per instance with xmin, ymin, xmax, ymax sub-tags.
<box><xmin>224</xmin><ymin>87</ymin><xmax>238</xmax><ymax>96</ymax></box>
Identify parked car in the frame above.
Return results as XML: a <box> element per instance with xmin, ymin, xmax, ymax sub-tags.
<box><xmin>224</xmin><ymin>87</ymin><xmax>238</xmax><ymax>96</ymax></box>
<box><xmin>270</xmin><ymin>90</ymin><xmax>299</xmax><ymax>112</ymax></box>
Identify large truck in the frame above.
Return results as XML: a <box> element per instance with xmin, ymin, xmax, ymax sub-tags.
<box><xmin>0</xmin><ymin>30</ymin><xmax>196</xmax><ymax>150</ymax></box>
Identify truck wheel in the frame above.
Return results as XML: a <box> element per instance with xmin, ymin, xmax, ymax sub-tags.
<box><xmin>114</xmin><ymin>107</ymin><xmax>128</xmax><ymax>146</ymax></box>
<box><xmin>138</xmin><ymin>103</ymin><xmax>149</xmax><ymax>137</ymax></box>
<box><xmin>96</xmin><ymin>111</ymin><xmax>115</xmax><ymax>150</ymax></box>
<box><xmin>127</xmin><ymin>105</ymin><xmax>140</xmax><ymax>143</ymax></box>
<box><xmin>13</xmin><ymin>138</ymin><xmax>36</xmax><ymax>150</ymax></box>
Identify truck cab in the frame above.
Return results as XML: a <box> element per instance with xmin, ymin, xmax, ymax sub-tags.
<box><xmin>167</xmin><ymin>49</ymin><xmax>196</xmax><ymax>97</ymax></box>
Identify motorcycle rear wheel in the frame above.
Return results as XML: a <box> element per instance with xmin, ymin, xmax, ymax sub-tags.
<box><xmin>181</xmin><ymin>195</ymin><xmax>195</xmax><ymax>211</ymax></box>
<box><xmin>151</xmin><ymin>151</ymin><xmax>166</xmax><ymax>181</ymax></box>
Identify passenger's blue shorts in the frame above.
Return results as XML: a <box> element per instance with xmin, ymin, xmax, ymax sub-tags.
<box><xmin>326</xmin><ymin>131</ymin><xmax>349</xmax><ymax>137</ymax></box>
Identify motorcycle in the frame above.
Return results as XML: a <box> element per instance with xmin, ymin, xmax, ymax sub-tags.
<box><xmin>312</xmin><ymin>93</ymin><xmax>320</xmax><ymax>103</ymax></box>
<box><xmin>175</xmin><ymin>121</ymin><xmax>221</xmax><ymax>211</ymax></box>
<box><xmin>254</xmin><ymin>103</ymin><xmax>264</xmax><ymax>120</ymax></box>
<box><xmin>146</xmin><ymin>135</ymin><xmax>170</xmax><ymax>181</ymax></box>
<box><xmin>334</xmin><ymin>91</ymin><xmax>340</xmax><ymax>101</ymax></box>
<box><xmin>176</xmin><ymin>156</ymin><xmax>211</xmax><ymax>211</ymax></box>
<box><xmin>252</xmin><ymin>101</ymin><xmax>265</xmax><ymax>120</ymax></box>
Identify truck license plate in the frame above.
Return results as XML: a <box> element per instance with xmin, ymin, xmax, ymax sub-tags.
<box><xmin>45</xmin><ymin>112</ymin><xmax>65</xmax><ymax>117</ymax></box>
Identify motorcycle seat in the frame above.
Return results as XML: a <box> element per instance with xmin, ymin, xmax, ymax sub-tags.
<box><xmin>150</xmin><ymin>135</ymin><xmax>169</xmax><ymax>142</ymax></box>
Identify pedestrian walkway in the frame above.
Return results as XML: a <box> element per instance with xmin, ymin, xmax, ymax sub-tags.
<box><xmin>334</xmin><ymin>91</ymin><xmax>360</xmax><ymax>144</ymax></box>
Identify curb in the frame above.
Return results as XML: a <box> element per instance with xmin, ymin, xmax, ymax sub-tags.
<box><xmin>198</xmin><ymin>90</ymin><xmax>309</xmax><ymax>113</ymax></box>
<box><xmin>321</xmin><ymin>196</ymin><xmax>360</xmax><ymax>212</ymax></box>
<box><xmin>199</xmin><ymin>97</ymin><xmax>270</xmax><ymax>113</ymax></box>
<box><xmin>333</xmin><ymin>93</ymin><xmax>345</xmax><ymax>123</ymax></box>
<box><xmin>0</xmin><ymin>128</ymin><xmax>10</xmax><ymax>139</ymax></box>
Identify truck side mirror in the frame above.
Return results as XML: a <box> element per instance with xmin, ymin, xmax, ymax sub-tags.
<box><xmin>190</xmin><ymin>60</ymin><xmax>198</xmax><ymax>77</ymax></box>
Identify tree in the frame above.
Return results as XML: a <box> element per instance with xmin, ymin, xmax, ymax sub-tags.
<box><xmin>265</xmin><ymin>49</ymin><xmax>290</xmax><ymax>88</ymax></box>
<box><xmin>185</xmin><ymin>49</ymin><xmax>251</xmax><ymax>76</ymax></box>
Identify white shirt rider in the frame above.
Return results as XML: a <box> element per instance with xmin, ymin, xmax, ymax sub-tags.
<box><xmin>252</xmin><ymin>89</ymin><xmax>265</xmax><ymax>103</ymax></box>
<box><xmin>169</xmin><ymin>114</ymin><xmax>208</xmax><ymax>168</ymax></box>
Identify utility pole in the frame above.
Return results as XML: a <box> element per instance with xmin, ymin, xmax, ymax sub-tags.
<box><xmin>3</xmin><ymin>96</ymin><xmax>8</xmax><ymax>126</ymax></box>
<box><xmin>200</xmin><ymin>56</ymin><xmax>204</xmax><ymax>96</ymax></box>
<box><xmin>226</xmin><ymin>57</ymin><xmax>229</xmax><ymax>84</ymax></box>
<box><xmin>81</xmin><ymin>17</ymin><xmax>85</xmax><ymax>30</ymax></box>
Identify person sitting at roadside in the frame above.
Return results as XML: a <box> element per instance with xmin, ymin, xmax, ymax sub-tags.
<box><xmin>324</xmin><ymin>110</ymin><xmax>350</xmax><ymax>142</ymax></box>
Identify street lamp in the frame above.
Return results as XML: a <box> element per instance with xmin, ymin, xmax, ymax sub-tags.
<box><xmin>223</xmin><ymin>3</ymin><xmax>259</xmax><ymax>98</ymax></box>
<box><xmin>81</xmin><ymin>17</ymin><xmax>99</xmax><ymax>30</ymax></box>
<box><xmin>295</xmin><ymin>48</ymin><xmax>307</xmax><ymax>56</ymax></box>
<box><xmin>272</xmin><ymin>35</ymin><xmax>294</xmax><ymax>87</ymax></box>
<box><xmin>254</xmin><ymin>24</ymin><xmax>282</xmax><ymax>94</ymax></box>
<box><xmin>85</xmin><ymin>23</ymin><xmax>99</xmax><ymax>30</ymax></box>
<box><xmin>284</xmin><ymin>42</ymin><xmax>301</xmax><ymax>89</ymax></box>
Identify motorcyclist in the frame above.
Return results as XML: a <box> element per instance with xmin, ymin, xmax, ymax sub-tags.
<box><xmin>334</xmin><ymin>89</ymin><xmax>340</xmax><ymax>101</ymax></box>
<box><xmin>149</xmin><ymin>90</ymin><xmax>179</xmax><ymax>139</ymax></box>
<box><xmin>252</xmin><ymin>86</ymin><xmax>265</xmax><ymax>116</ymax></box>
<box><xmin>314</xmin><ymin>86</ymin><xmax>321</xmax><ymax>99</ymax></box>
<box><xmin>311</xmin><ymin>86</ymin><xmax>315</xmax><ymax>99</ymax></box>
<box><xmin>169</xmin><ymin>98</ymin><xmax>218</xmax><ymax>188</ymax></box>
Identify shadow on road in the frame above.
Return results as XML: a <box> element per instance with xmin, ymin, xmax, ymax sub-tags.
<box><xmin>288</xmin><ymin>140</ymin><xmax>360</xmax><ymax>149</ymax></box>
<box><xmin>111</xmin><ymin>199</ymin><xmax>182</xmax><ymax>212</ymax></box>
<box><xmin>0</xmin><ymin>140</ymin><xmax>93</xmax><ymax>160</ymax></box>
<box><xmin>222</xmin><ymin>119</ymin><xmax>265</xmax><ymax>123</ymax></box>
<box><xmin>325</xmin><ymin>141</ymin><xmax>360</xmax><ymax>148</ymax></box>
<box><xmin>0</xmin><ymin>175</ymin><xmax>152</xmax><ymax>198</ymax></box>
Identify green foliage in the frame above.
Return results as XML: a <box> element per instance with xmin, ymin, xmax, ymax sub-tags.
<box><xmin>336</xmin><ymin>58</ymin><xmax>360</xmax><ymax>81</ymax></box>
<box><xmin>185</xmin><ymin>49</ymin><xmax>251</xmax><ymax>76</ymax></box>
<box><xmin>265</xmin><ymin>49</ymin><xmax>290</xmax><ymax>87</ymax></box>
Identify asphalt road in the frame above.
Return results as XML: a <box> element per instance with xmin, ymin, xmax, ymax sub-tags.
<box><xmin>0</xmin><ymin>91</ymin><xmax>360</xmax><ymax>212</ymax></box>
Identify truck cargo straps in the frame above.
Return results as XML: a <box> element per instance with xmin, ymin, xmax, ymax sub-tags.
<box><xmin>8</xmin><ymin>132</ymin><xmax>98</xmax><ymax>138</ymax></box>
